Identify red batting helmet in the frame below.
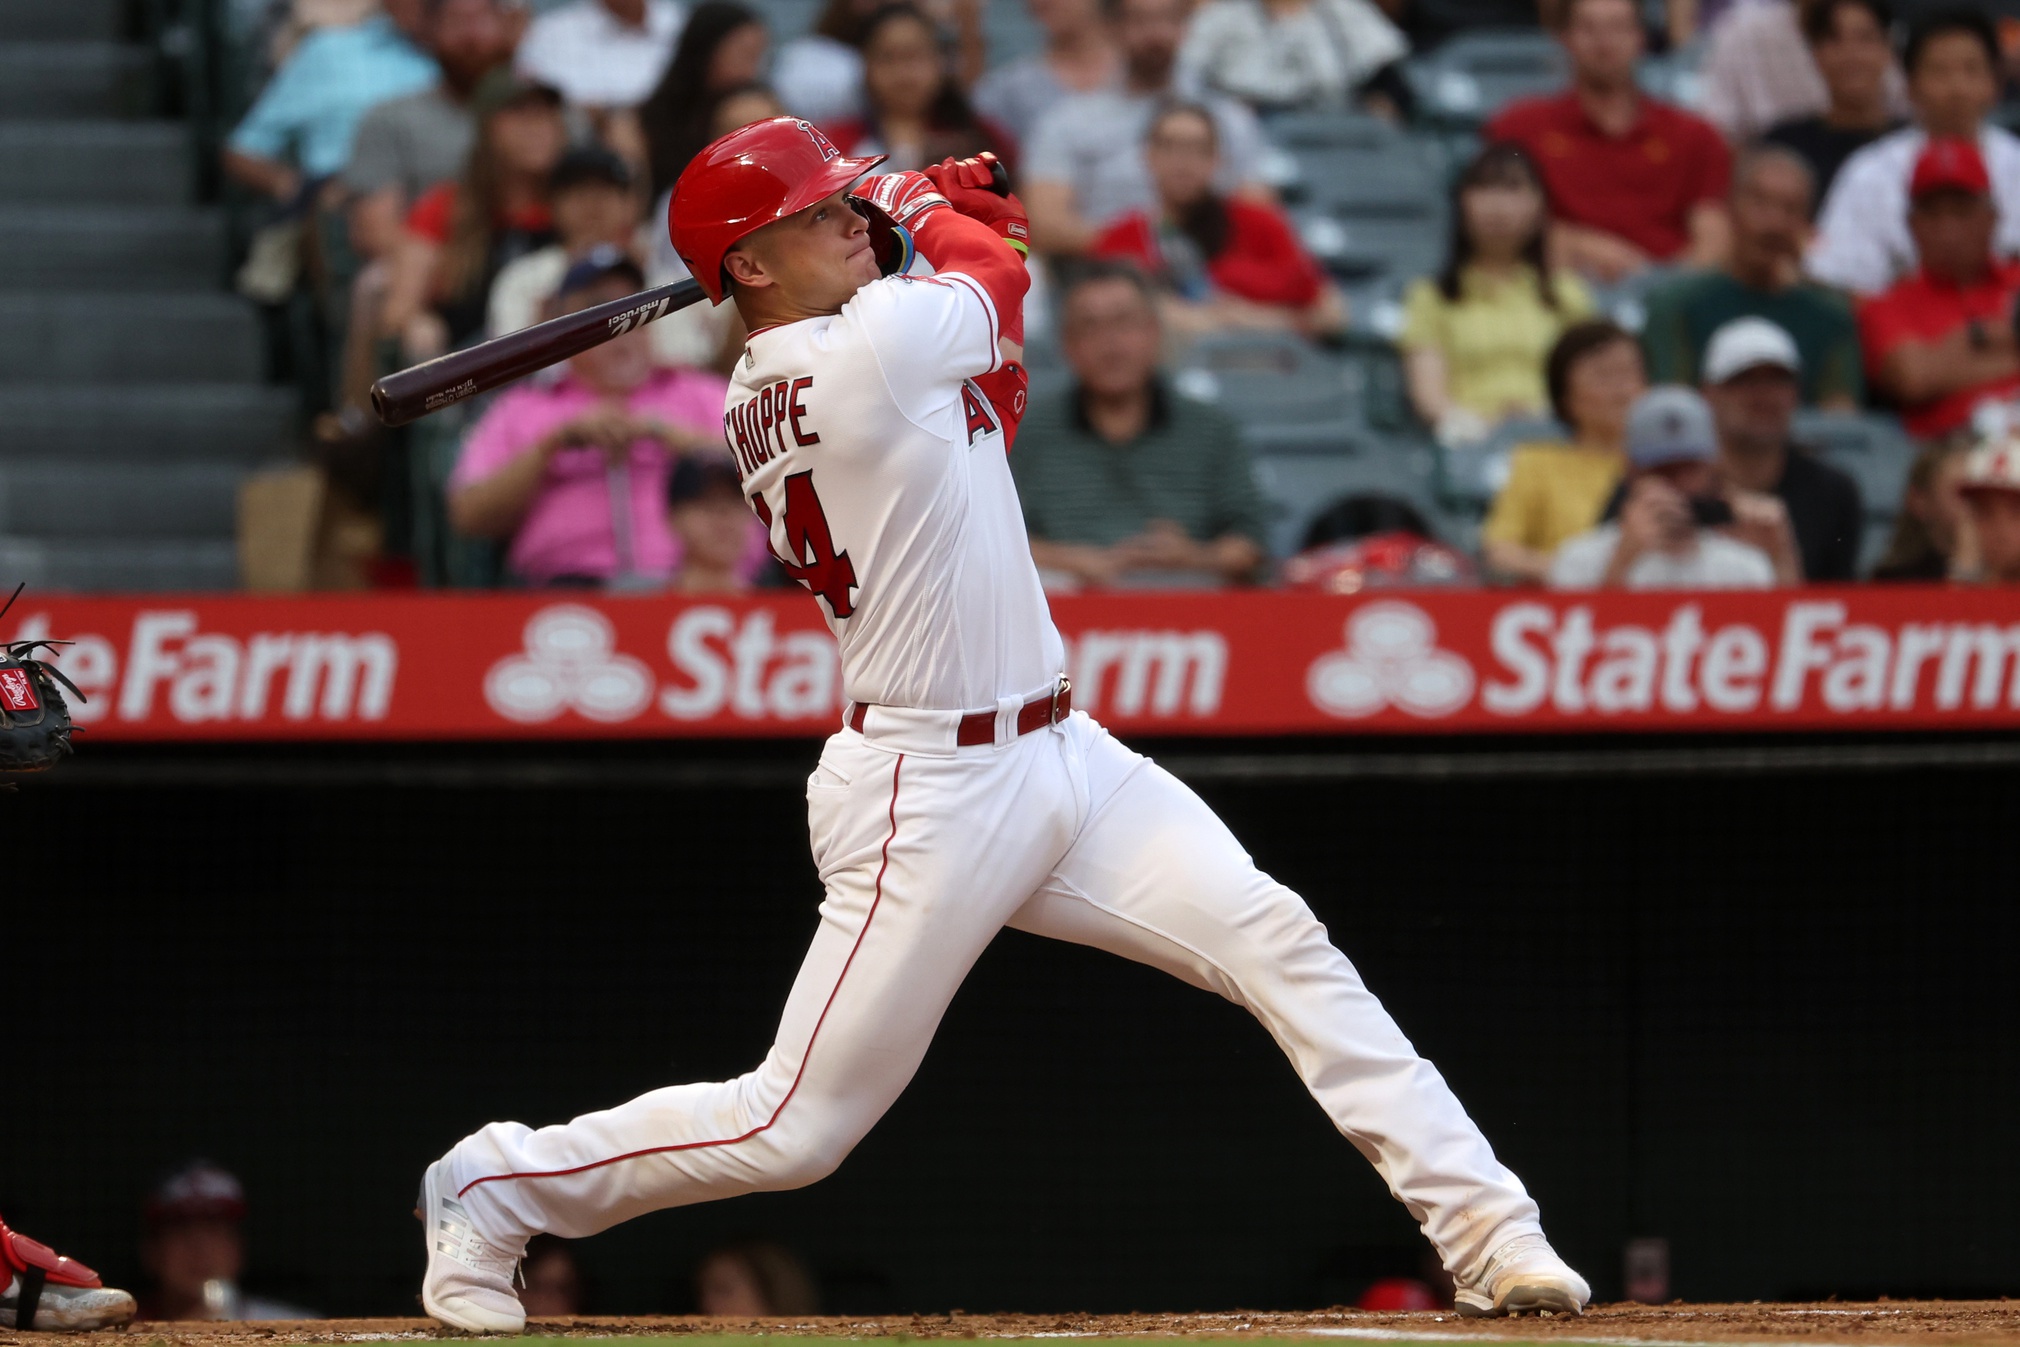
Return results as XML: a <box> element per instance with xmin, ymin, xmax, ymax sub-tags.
<box><xmin>668</xmin><ymin>117</ymin><xmax>887</xmax><ymax>304</ymax></box>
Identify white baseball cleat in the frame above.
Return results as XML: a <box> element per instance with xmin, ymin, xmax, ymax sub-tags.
<box><xmin>417</xmin><ymin>1157</ymin><xmax>526</xmax><ymax>1334</ymax></box>
<box><xmin>0</xmin><ymin>1212</ymin><xmax>136</xmax><ymax>1332</ymax></box>
<box><xmin>1453</xmin><ymin>1233</ymin><xmax>1591</xmax><ymax>1317</ymax></box>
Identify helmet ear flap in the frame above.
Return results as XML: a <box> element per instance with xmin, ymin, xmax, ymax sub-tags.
<box><xmin>850</xmin><ymin>194</ymin><xmax>916</xmax><ymax>278</ymax></box>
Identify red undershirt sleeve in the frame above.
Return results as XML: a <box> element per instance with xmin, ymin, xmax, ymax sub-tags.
<box><xmin>911</xmin><ymin>209</ymin><xmax>1029</xmax><ymax>348</ymax></box>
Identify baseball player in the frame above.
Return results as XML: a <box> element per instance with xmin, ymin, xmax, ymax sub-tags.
<box><xmin>417</xmin><ymin>119</ymin><xmax>1590</xmax><ymax>1331</ymax></box>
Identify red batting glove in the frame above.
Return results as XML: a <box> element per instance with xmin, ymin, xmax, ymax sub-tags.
<box><xmin>853</xmin><ymin>170</ymin><xmax>949</xmax><ymax>228</ymax></box>
<box><xmin>924</xmin><ymin>152</ymin><xmax>1030</xmax><ymax>257</ymax></box>
<box><xmin>973</xmin><ymin>360</ymin><xmax>1030</xmax><ymax>449</ymax></box>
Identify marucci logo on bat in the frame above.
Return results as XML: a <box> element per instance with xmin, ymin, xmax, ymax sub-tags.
<box><xmin>607</xmin><ymin>296</ymin><xmax>674</xmax><ymax>336</ymax></box>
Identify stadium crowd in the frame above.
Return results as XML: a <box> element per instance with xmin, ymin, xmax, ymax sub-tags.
<box><xmin>215</xmin><ymin>0</ymin><xmax>2020</xmax><ymax>593</ymax></box>
<box><xmin>21</xmin><ymin>1158</ymin><xmax>833</xmax><ymax>1320</ymax></box>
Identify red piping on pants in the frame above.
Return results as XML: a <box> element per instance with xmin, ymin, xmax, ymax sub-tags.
<box><xmin>457</xmin><ymin>754</ymin><xmax>907</xmax><ymax>1199</ymax></box>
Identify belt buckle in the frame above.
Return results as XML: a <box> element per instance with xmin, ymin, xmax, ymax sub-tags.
<box><xmin>1048</xmin><ymin>674</ymin><xmax>1071</xmax><ymax>726</ymax></box>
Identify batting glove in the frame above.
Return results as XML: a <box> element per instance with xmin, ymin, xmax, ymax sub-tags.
<box><xmin>924</xmin><ymin>152</ymin><xmax>1030</xmax><ymax>256</ymax></box>
<box><xmin>854</xmin><ymin>170</ymin><xmax>949</xmax><ymax>228</ymax></box>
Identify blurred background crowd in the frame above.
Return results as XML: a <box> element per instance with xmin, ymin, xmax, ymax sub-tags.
<box><xmin>63</xmin><ymin>1159</ymin><xmax>1457</xmax><ymax>1317</ymax></box>
<box><xmin>10</xmin><ymin>0</ymin><xmax>2020</xmax><ymax>594</ymax></box>
<box><xmin>86</xmin><ymin>1158</ymin><xmax>839</xmax><ymax>1320</ymax></box>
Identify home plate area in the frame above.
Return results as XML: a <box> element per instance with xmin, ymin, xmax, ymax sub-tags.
<box><xmin>22</xmin><ymin>1303</ymin><xmax>2020</xmax><ymax>1347</ymax></box>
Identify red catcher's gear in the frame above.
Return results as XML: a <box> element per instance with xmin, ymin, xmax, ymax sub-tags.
<box><xmin>667</xmin><ymin>116</ymin><xmax>887</xmax><ymax>304</ymax></box>
<box><xmin>1</xmin><ymin>1214</ymin><xmax>107</xmax><ymax>1289</ymax></box>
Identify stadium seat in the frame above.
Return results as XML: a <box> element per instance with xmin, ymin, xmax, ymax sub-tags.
<box><xmin>1250</xmin><ymin>428</ymin><xmax>1457</xmax><ymax>556</ymax></box>
<box><xmin>1295</xmin><ymin>207</ymin><xmax>1447</xmax><ymax>287</ymax></box>
<box><xmin>1285</xmin><ymin>146</ymin><xmax>1445</xmax><ymax>214</ymax></box>
<box><xmin>1172</xmin><ymin>329</ymin><xmax>1360</xmax><ymax>427</ymax></box>
<box><xmin>1587</xmin><ymin>264</ymin><xmax>1680</xmax><ymax>334</ymax></box>
<box><xmin>746</xmin><ymin>0</ymin><xmax>824</xmax><ymax>40</ymax></box>
<box><xmin>0</xmin><ymin>0</ymin><xmax>290</xmax><ymax>593</ymax></box>
<box><xmin>0</xmin><ymin>537</ymin><xmax>240</xmax><ymax>591</ymax></box>
<box><xmin>982</xmin><ymin>2</ymin><xmax>1044</xmax><ymax>65</ymax></box>
<box><xmin>0</xmin><ymin>461</ymin><xmax>246</xmax><ymax>540</ymax></box>
<box><xmin>1636</xmin><ymin>40</ymin><xmax>1706</xmax><ymax>107</ymax></box>
<box><xmin>1336</xmin><ymin>333</ymin><xmax>1422</xmax><ymax>433</ymax></box>
<box><xmin>1792</xmin><ymin>409</ymin><xmax>1915</xmax><ymax>571</ymax></box>
<box><xmin>1276</xmin><ymin>116</ymin><xmax>1447</xmax><ymax>283</ymax></box>
<box><xmin>1338</xmin><ymin>275</ymin><xmax>1410</xmax><ymax>342</ymax></box>
<box><xmin>1403</xmin><ymin>29</ymin><xmax>1565</xmax><ymax>127</ymax></box>
<box><xmin>1276</xmin><ymin>120</ymin><xmax>1448</xmax><ymax>285</ymax></box>
<box><xmin>1435</xmin><ymin>414</ymin><xmax>1563</xmax><ymax>513</ymax></box>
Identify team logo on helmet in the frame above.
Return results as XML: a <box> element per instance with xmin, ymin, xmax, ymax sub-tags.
<box><xmin>794</xmin><ymin>119</ymin><xmax>841</xmax><ymax>161</ymax></box>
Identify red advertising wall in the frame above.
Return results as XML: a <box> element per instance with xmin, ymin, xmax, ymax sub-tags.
<box><xmin>8</xmin><ymin>586</ymin><xmax>2020</xmax><ymax>740</ymax></box>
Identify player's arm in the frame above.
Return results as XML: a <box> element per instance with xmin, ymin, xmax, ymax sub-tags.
<box><xmin>858</xmin><ymin>160</ymin><xmax>1030</xmax><ymax>349</ymax></box>
<box><xmin>912</xmin><ymin>210</ymin><xmax>1030</xmax><ymax>357</ymax></box>
<box><xmin>857</xmin><ymin>161</ymin><xmax>1036</xmax><ymax>442</ymax></box>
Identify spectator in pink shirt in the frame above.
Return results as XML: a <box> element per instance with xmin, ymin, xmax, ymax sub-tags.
<box><xmin>449</xmin><ymin>250</ymin><xmax>731</xmax><ymax>586</ymax></box>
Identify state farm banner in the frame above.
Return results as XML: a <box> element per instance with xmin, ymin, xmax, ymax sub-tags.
<box><xmin>5</xmin><ymin>587</ymin><xmax>2020</xmax><ymax>740</ymax></box>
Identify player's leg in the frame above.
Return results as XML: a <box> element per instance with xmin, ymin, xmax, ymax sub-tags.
<box><xmin>422</xmin><ymin>731</ymin><xmax>1079</xmax><ymax>1330</ymax></box>
<box><xmin>1006</xmin><ymin>716</ymin><xmax>1587</xmax><ymax>1317</ymax></box>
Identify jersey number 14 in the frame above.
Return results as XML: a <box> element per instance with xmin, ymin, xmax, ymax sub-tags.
<box><xmin>752</xmin><ymin>471</ymin><xmax>859</xmax><ymax>619</ymax></box>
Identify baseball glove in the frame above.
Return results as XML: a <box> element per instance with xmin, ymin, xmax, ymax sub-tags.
<box><xmin>0</xmin><ymin>636</ymin><xmax>82</xmax><ymax>775</ymax></box>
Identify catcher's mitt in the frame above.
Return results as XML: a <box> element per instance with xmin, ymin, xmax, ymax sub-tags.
<box><xmin>0</xmin><ymin>583</ymin><xmax>83</xmax><ymax>775</ymax></box>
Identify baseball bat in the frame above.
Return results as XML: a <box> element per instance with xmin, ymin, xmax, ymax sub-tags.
<box><xmin>370</xmin><ymin>157</ymin><xmax>1013</xmax><ymax>427</ymax></box>
<box><xmin>370</xmin><ymin>278</ymin><xmax>707</xmax><ymax>427</ymax></box>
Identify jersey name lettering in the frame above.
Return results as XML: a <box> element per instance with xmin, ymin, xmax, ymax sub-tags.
<box><xmin>724</xmin><ymin>375</ymin><xmax>820</xmax><ymax>478</ymax></box>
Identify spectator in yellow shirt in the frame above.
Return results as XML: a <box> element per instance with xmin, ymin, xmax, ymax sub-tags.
<box><xmin>1480</xmin><ymin>319</ymin><xmax>1646</xmax><ymax>583</ymax></box>
<box><xmin>1401</xmin><ymin>145</ymin><xmax>1594</xmax><ymax>449</ymax></box>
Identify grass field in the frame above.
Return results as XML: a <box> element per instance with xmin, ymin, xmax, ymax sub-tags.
<box><xmin>22</xmin><ymin>1304</ymin><xmax>2017</xmax><ymax>1347</ymax></box>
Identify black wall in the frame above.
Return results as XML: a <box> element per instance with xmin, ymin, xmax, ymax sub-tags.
<box><xmin>9</xmin><ymin>740</ymin><xmax>2017</xmax><ymax>1316</ymax></box>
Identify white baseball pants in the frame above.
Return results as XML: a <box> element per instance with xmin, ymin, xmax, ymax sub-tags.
<box><xmin>446</xmin><ymin>712</ymin><xmax>1544</xmax><ymax>1285</ymax></box>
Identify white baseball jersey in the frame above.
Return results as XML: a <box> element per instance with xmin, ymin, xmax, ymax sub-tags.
<box><xmin>722</xmin><ymin>270</ymin><xmax>1064</xmax><ymax>714</ymax></box>
<box><xmin>434</xmin><ymin>235</ymin><xmax>1569</xmax><ymax>1317</ymax></box>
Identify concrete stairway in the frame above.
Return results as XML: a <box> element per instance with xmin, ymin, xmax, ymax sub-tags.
<box><xmin>0</xmin><ymin>0</ymin><xmax>293</xmax><ymax>591</ymax></box>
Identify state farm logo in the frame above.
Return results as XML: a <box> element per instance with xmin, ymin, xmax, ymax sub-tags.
<box><xmin>1307</xmin><ymin>601</ymin><xmax>1475</xmax><ymax>719</ymax></box>
<box><xmin>485</xmin><ymin>605</ymin><xmax>654</xmax><ymax>723</ymax></box>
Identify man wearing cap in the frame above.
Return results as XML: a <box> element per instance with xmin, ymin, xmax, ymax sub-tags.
<box><xmin>449</xmin><ymin>252</ymin><xmax>733</xmax><ymax>587</ymax></box>
<box><xmin>486</xmin><ymin>145</ymin><xmax>645</xmax><ymax>339</ymax></box>
<box><xmin>1550</xmin><ymin>386</ymin><xmax>1792</xmax><ymax>589</ymax></box>
<box><xmin>1641</xmin><ymin>147</ymin><xmax>1863</xmax><ymax>410</ymax></box>
<box><xmin>1959</xmin><ymin>433</ymin><xmax>2020</xmax><ymax>583</ymax></box>
<box><xmin>1858</xmin><ymin>135</ymin><xmax>2020</xmax><ymax>441</ymax></box>
<box><xmin>1809</xmin><ymin>8</ymin><xmax>2020</xmax><ymax>295</ymax></box>
<box><xmin>1700</xmin><ymin>316</ymin><xmax>1866</xmax><ymax>581</ymax></box>
<box><xmin>136</xmin><ymin>1162</ymin><xmax>316</xmax><ymax>1322</ymax></box>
